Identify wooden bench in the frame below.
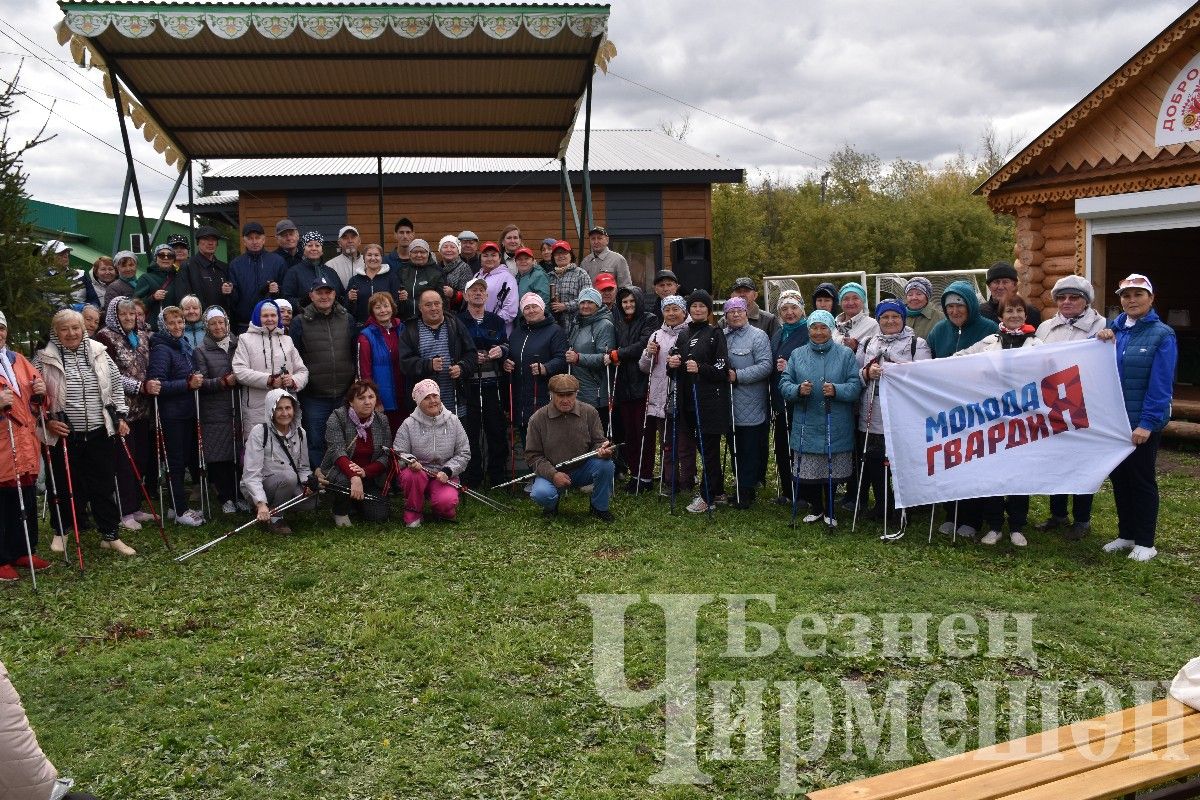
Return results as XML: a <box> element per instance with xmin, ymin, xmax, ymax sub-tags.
<box><xmin>808</xmin><ymin>698</ymin><xmax>1200</xmax><ymax>800</ymax></box>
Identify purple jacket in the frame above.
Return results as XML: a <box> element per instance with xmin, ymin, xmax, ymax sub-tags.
<box><xmin>472</xmin><ymin>266</ymin><xmax>518</xmax><ymax>335</ymax></box>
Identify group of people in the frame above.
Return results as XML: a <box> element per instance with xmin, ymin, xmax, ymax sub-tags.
<box><xmin>0</xmin><ymin>229</ymin><xmax>1179</xmax><ymax>583</ymax></box>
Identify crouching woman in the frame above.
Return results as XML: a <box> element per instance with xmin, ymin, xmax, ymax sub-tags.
<box><xmin>392</xmin><ymin>379</ymin><xmax>471</xmax><ymax>528</ymax></box>
<box><xmin>319</xmin><ymin>379</ymin><xmax>392</xmax><ymax>528</ymax></box>
<box><xmin>240</xmin><ymin>388</ymin><xmax>317</xmax><ymax>534</ymax></box>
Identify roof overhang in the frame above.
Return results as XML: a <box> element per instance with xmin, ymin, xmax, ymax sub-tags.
<box><xmin>56</xmin><ymin>2</ymin><xmax>614</xmax><ymax>165</ymax></box>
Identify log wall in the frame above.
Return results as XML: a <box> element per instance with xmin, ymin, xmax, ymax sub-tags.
<box><xmin>1012</xmin><ymin>200</ymin><xmax>1087</xmax><ymax>315</ymax></box>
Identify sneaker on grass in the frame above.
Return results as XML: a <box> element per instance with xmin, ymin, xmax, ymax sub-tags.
<box><xmin>802</xmin><ymin>513</ymin><xmax>823</xmax><ymax>524</ymax></box>
<box><xmin>221</xmin><ymin>500</ymin><xmax>237</xmax><ymax>514</ymax></box>
<box><xmin>1128</xmin><ymin>545</ymin><xmax>1157</xmax><ymax>562</ymax></box>
<box><xmin>980</xmin><ymin>530</ymin><xmax>1002</xmax><ymax>545</ymax></box>
<box><xmin>119</xmin><ymin>514</ymin><xmax>142</xmax><ymax>531</ymax></box>
<box><xmin>1103</xmin><ymin>538</ymin><xmax>1135</xmax><ymax>553</ymax></box>
<box><xmin>686</xmin><ymin>497</ymin><xmax>709</xmax><ymax>514</ymax></box>
<box><xmin>131</xmin><ymin>510</ymin><xmax>156</xmax><ymax>523</ymax></box>
<box><xmin>1009</xmin><ymin>531</ymin><xmax>1028</xmax><ymax>547</ymax></box>
<box><xmin>177</xmin><ymin>509</ymin><xmax>206</xmax><ymax>527</ymax></box>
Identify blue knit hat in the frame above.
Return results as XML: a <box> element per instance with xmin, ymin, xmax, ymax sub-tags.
<box><xmin>875</xmin><ymin>299</ymin><xmax>907</xmax><ymax>321</ymax></box>
<box><xmin>838</xmin><ymin>282</ymin><xmax>867</xmax><ymax>303</ymax></box>
<box><xmin>661</xmin><ymin>294</ymin><xmax>686</xmax><ymax>312</ymax></box>
<box><xmin>578</xmin><ymin>287</ymin><xmax>602</xmax><ymax>306</ymax></box>
<box><xmin>806</xmin><ymin>309</ymin><xmax>836</xmax><ymax>330</ymax></box>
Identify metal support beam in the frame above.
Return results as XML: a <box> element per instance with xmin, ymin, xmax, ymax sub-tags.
<box><xmin>377</xmin><ymin>156</ymin><xmax>385</xmax><ymax>249</ymax></box>
<box><xmin>580</xmin><ymin>67</ymin><xmax>594</xmax><ymax>251</ymax></box>
<box><xmin>149</xmin><ymin>159</ymin><xmax>188</xmax><ymax>246</ymax></box>
<box><xmin>187</xmin><ymin>160</ymin><xmax>195</xmax><ymax>249</ymax></box>
<box><xmin>110</xmin><ymin>78</ymin><xmax>152</xmax><ymax>256</ymax></box>
<box><xmin>112</xmin><ymin>164</ymin><xmax>132</xmax><ymax>257</ymax></box>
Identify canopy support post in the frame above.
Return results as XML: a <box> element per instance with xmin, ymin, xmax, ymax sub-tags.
<box><xmin>186</xmin><ymin>160</ymin><xmax>195</xmax><ymax>248</ymax></box>
<box><xmin>581</xmin><ymin>67</ymin><xmax>594</xmax><ymax>249</ymax></box>
<box><xmin>109</xmin><ymin>75</ymin><xmax>152</xmax><ymax>256</ymax></box>
<box><xmin>112</xmin><ymin>164</ymin><xmax>132</xmax><ymax>257</ymax></box>
<box><xmin>377</xmin><ymin>156</ymin><xmax>385</xmax><ymax>250</ymax></box>
<box><xmin>149</xmin><ymin>159</ymin><xmax>188</xmax><ymax>246</ymax></box>
<box><xmin>561</xmin><ymin>158</ymin><xmax>580</xmax><ymax>243</ymax></box>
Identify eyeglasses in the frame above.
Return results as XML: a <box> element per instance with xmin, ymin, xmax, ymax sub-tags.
<box><xmin>156</xmin><ymin>253</ymin><xmax>175</xmax><ymax>260</ymax></box>
<box><xmin>1056</xmin><ymin>293</ymin><xmax>1085</xmax><ymax>301</ymax></box>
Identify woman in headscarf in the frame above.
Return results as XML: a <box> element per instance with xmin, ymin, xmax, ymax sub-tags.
<box><xmin>565</xmin><ymin>287</ymin><xmax>616</xmax><ymax>427</ymax></box>
<box><xmin>392</xmin><ymin>379</ymin><xmax>471</xmax><ymax>528</ymax></box>
<box><xmin>193</xmin><ymin>305</ymin><xmax>241</xmax><ymax>514</ymax></box>
<box><xmin>832</xmin><ymin>282</ymin><xmax>878</xmax><ymax>354</ymax></box>
<box><xmin>35</xmin><ymin>308</ymin><xmax>136</xmax><ymax>556</ymax></box>
<box><xmin>357</xmin><ymin>291</ymin><xmax>406</xmax><ymax>432</ymax></box>
<box><xmin>275</xmin><ymin>298</ymin><xmax>294</xmax><ymax>332</ymax></box>
<box><xmin>318</xmin><ymin>379</ymin><xmax>392</xmax><ymax>527</ymax></box>
<box><xmin>778</xmin><ymin>309</ymin><xmax>862</xmax><ymax>526</ymax></box>
<box><xmin>769</xmin><ymin>290</ymin><xmax>808</xmax><ymax>505</ymax></box>
<box><xmin>94</xmin><ymin>296</ymin><xmax>159</xmax><ymax>532</ymax></box>
<box><xmin>721</xmin><ymin>295</ymin><xmax>773</xmax><ymax>509</ymax></box>
<box><xmin>241</xmin><ymin>388</ymin><xmax>318</xmax><ymax>535</ymax></box>
<box><xmin>854</xmin><ymin>298</ymin><xmax>931</xmax><ymax>524</ymax></box>
<box><xmin>232</xmin><ymin>299</ymin><xmax>309</xmax><ymax>437</ymax></box>
<box><xmin>666</xmin><ymin>290</ymin><xmax>729</xmax><ymax>514</ymax></box>
<box><xmin>148</xmin><ymin>305</ymin><xmax>206</xmax><ymax>528</ymax></box>
<box><xmin>640</xmin><ymin>294</ymin><xmax>691</xmax><ymax>499</ymax></box>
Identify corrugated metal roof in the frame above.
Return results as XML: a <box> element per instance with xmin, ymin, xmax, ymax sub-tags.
<box><xmin>186</xmin><ymin>193</ymin><xmax>239</xmax><ymax>208</ymax></box>
<box><xmin>211</xmin><ymin>129</ymin><xmax>735</xmax><ymax>178</ymax></box>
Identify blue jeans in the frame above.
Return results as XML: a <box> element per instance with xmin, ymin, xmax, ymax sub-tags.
<box><xmin>530</xmin><ymin>457</ymin><xmax>615</xmax><ymax>512</ymax></box>
<box><xmin>299</xmin><ymin>394</ymin><xmax>339</xmax><ymax>470</ymax></box>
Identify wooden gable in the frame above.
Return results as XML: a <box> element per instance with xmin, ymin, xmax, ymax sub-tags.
<box><xmin>983</xmin><ymin>3</ymin><xmax>1200</xmax><ymax>211</ymax></box>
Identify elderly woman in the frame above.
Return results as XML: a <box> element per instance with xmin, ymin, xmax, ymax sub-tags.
<box><xmin>1034</xmin><ymin>275</ymin><xmax>1107</xmax><ymax>540</ymax></box>
<box><xmin>148</xmin><ymin>305</ymin><xmax>206</xmax><ymax>528</ymax></box>
<box><xmin>547</xmin><ymin>240</ymin><xmax>592</xmax><ymax>326</ymax></box>
<box><xmin>514</xmin><ymin>246</ymin><xmax>551</xmax><ymax>308</ymax></box>
<box><xmin>94</xmin><ymin>296</ymin><xmax>159</xmax><ymax>531</ymax></box>
<box><xmin>778</xmin><ymin>309</ymin><xmax>862</xmax><ymax>526</ymax></box>
<box><xmin>319</xmin><ymin>379</ymin><xmax>392</xmax><ymax>527</ymax></box>
<box><xmin>80</xmin><ymin>305</ymin><xmax>101</xmax><ymax>337</ymax></box>
<box><xmin>179</xmin><ymin>294</ymin><xmax>207</xmax><ymax>351</ymax></box>
<box><xmin>34</xmin><ymin>308</ymin><xmax>136</xmax><ymax>556</ymax></box>
<box><xmin>565</xmin><ymin>287</ymin><xmax>616</xmax><ymax>424</ymax></box>
<box><xmin>396</xmin><ymin>239</ymin><xmax>445</xmax><ymax>322</ymax></box>
<box><xmin>640</xmin><ymin>294</ymin><xmax>691</xmax><ymax>499</ymax></box>
<box><xmin>275</xmin><ymin>298</ymin><xmax>294</xmax><ymax>332</ymax></box>
<box><xmin>357</xmin><ymin>291</ymin><xmax>406</xmax><ymax>431</ymax></box>
<box><xmin>232</xmin><ymin>299</ymin><xmax>309</xmax><ymax>437</ymax></box>
<box><xmin>438</xmin><ymin>234</ymin><xmax>474</xmax><ymax>307</ymax></box>
<box><xmin>1096</xmin><ymin>273</ymin><xmax>1177</xmax><ymax>562</ymax></box>
<box><xmin>504</xmin><ymin>293</ymin><xmax>567</xmax><ymax>427</ymax></box>
<box><xmin>722</xmin><ymin>295</ymin><xmax>773</xmax><ymax>509</ymax></box>
<box><xmin>346</xmin><ymin>243</ymin><xmax>398</xmax><ymax>324</ymax></box>
<box><xmin>0</xmin><ymin>310</ymin><xmax>49</xmax><ymax>581</ymax></box>
<box><xmin>770</xmin><ymin>291</ymin><xmax>809</xmax><ymax>505</ymax></box>
<box><xmin>392</xmin><ymin>379</ymin><xmax>471</xmax><ymax>528</ymax></box>
<box><xmin>84</xmin><ymin>256</ymin><xmax>132</xmax><ymax>311</ymax></box>
<box><xmin>855</xmin><ymin>298</ymin><xmax>931</xmax><ymax>524</ymax></box>
<box><xmin>833</xmin><ymin>282</ymin><xmax>879</xmax><ymax>354</ymax></box>
<box><xmin>613</xmin><ymin>286</ymin><xmax>656</xmax><ymax>492</ymax></box>
<box><xmin>666</xmin><ymin>290</ymin><xmax>730</xmax><ymax>514</ymax></box>
<box><xmin>241</xmin><ymin>388</ymin><xmax>318</xmax><ymax>535</ymax></box>
<box><xmin>194</xmin><ymin>306</ymin><xmax>241</xmax><ymax>514</ymax></box>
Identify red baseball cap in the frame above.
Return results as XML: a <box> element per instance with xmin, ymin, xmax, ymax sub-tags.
<box><xmin>594</xmin><ymin>272</ymin><xmax>618</xmax><ymax>290</ymax></box>
<box><xmin>514</xmin><ymin>246</ymin><xmax>535</xmax><ymax>259</ymax></box>
<box><xmin>551</xmin><ymin>240</ymin><xmax>572</xmax><ymax>253</ymax></box>
<box><xmin>480</xmin><ymin>241</ymin><xmax>500</xmax><ymax>253</ymax></box>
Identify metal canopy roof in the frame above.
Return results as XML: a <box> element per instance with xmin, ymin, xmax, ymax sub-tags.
<box><xmin>56</xmin><ymin>2</ymin><xmax>614</xmax><ymax>163</ymax></box>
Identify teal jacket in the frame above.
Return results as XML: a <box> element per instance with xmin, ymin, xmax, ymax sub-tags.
<box><xmin>779</xmin><ymin>340</ymin><xmax>862</xmax><ymax>454</ymax></box>
<box><xmin>925</xmin><ymin>279</ymin><xmax>999</xmax><ymax>357</ymax></box>
<box><xmin>517</xmin><ymin>267</ymin><xmax>551</xmax><ymax>308</ymax></box>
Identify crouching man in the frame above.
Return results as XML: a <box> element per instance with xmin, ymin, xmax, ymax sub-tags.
<box><xmin>524</xmin><ymin>373</ymin><xmax>615</xmax><ymax>522</ymax></box>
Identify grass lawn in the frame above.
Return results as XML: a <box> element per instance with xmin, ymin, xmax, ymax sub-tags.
<box><xmin>4</xmin><ymin>450</ymin><xmax>1199</xmax><ymax>799</ymax></box>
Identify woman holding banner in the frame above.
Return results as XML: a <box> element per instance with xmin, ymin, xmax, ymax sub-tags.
<box><xmin>779</xmin><ymin>310</ymin><xmax>862</xmax><ymax>526</ymax></box>
<box><xmin>1096</xmin><ymin>273</ymin><xmax>1177</xmax><ymax>562</ymax></box>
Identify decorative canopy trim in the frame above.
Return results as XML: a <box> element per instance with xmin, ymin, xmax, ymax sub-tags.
<box><xmin>986</xmin><ymin>164</ymin><xmax>1200</xmax><ymax>213</ymax></box>
<box><xmin>61</xmin><ymin>5</ymin><xmax>607</xmax><ymax>41</ymax></box>
<box><xmin>978</xmin><ymin>6</ymin><xmax>1200</xmax><ymax>197</ymax></box>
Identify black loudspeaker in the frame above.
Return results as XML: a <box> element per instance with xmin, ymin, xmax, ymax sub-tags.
<box><xmin>670</xmin><ymin>237</ymin><xmax>712</xmax><ymax>296</ymax></box>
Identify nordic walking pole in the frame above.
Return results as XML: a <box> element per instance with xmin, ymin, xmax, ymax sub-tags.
<box><xmin>155</xmin><ymin>398</ymin><xmax>180</xmax><ymax>522</ymax></box>
<box><xmin>36</xmin><ymin>406</ymin><xmax>69</xmax><ymax>566</ymax></box>
<box><xmin>691</xmin><ymin>381</ymin><xmax>713</xmax><ymax>517</ymax></box>
<box><xmin>728</xmin><ymin>379</ymin><xmax>740</xmax><ymax>507</ymax></box>
<box><xmin>4</xmin><ymin>413</ymin><xmax>36</xmax><ymax>591</ymax></box>
<box><xmin>508</xmin><ymin>377</ymin><xmax>517</xmax><ymax>486</ymax></box>
<box><xmin>116</xmin><ymin>433</ymin><xmax>170</xmax><ymax>551</ymax></box>
<box><xmin>175</xmin><ymin>493</ymin><xmax>310</xmax><ymax>562</ymax></box>
<box><xmin>193</xmin><ymin>386</ymin><xmax>210</xmax><ymax>518</ymax></box>
<box><xmin>634</xmin><ymin>366</ymin><xmax>653</xmax><ymax>495</ymax></box>
<box><xmin>53</xmin><ymin>414</ymin><xmax>86</xmax><ymax>572</ymax></box>
<box><xmin>852</xmin><ymin>353</ymin><xmax>882</xmax><ymax>533</ymax></box>
<box><xmin>670</xmin><ymin>373</ymin><xmax>679</xmax><ymax>513</ymax></box>
<box><xmin>824</xmin><ymin>392</ymin><xmax>834</xmax><ymax>532</ymax></box>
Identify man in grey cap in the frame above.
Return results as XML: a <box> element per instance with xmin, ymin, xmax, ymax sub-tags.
<box><xmin>273</xmin><ymin>218</ymin><xmax>302</xmax><ymax>271</ymax></box>
<box><xmin>326</xmin><ymin>224</ymin><xmax>363</xmax><ymax>289</ymax></box>
<box><xmin>458</xmin><ymin>230</ymin><xmax>481</xmax><ymax>271</ymax></box>
<box><xmin>580</xmin><ymin>226</ymin><xmax>633</xmax><ymax>289</ymax></box>
<box><xmin>729</xmin><ymin>277</ymin><xmax>779</xmax><ymax>339</ymax></box>
<box><xmin>980</xmin><ymin>261</ymin><xmax>1041</xmax><ymax>325</ymax></box>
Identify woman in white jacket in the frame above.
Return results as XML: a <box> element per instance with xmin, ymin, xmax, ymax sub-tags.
<box><xmin>1033</xmin><ymin>275</ymin><xmax>1107</xmax><ymax>540</ymax></box>
<box><xmin>392</xmin><ymin>379</ymin><xmax>471</xmax><ymax>528</ymax></box>
<box><xmin>638</xmin><ymin>295</ymin><xmax>690</xmax><ymax>498</ymax></box>
<box><xmin>232</xmin><ymin>299</ymin><xmax>309</xmax><ymax>439</ymax></box>
<box><xmin>239</xmin><ymin>388</ymin><xmax>317</xmax><ymax>534</ymax></box>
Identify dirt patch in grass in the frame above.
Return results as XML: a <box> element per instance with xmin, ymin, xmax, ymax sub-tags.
<box><xmin>1159</xmin><ymin>448</ymin><xmax>1200</xmax><ymax>478</ymax></box>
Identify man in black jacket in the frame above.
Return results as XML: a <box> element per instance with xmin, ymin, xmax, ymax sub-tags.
<box><xmin>398</xmin><ymin>287</ymin><xmax>477</xmax><ymax>417</ymax></box>
<box><xmin>176</xmin><ymin>225</ymin><xmax>235</xmax><ymax>313</ymax></box>
<box><xmin>289</xmin><ymin>276</ymin><xmax>359</xmax><ymax>467</ymax></box>
<box><xmin>273</xmin><ymin>219</ymin><xmax>303</xmax><ymax>272</ymax></box>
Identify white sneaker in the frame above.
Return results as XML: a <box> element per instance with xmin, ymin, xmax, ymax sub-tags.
<box><xmin>823</xmin><ymin>516</ymin><xmax>838</xmax><ymax>528</ymax></box>
<box><xmin>221</xmin><ymin>500</ymin><xmax>237</xmax><ymax>514</ymax></box>
<box><xmin>177</xmin><ymin>509</ymin><xmax>205</xmax><ymax>527</ymax></box>
<box><xmin>686</xmin><ymin>497</ymin><xmax>709</xmax><ymax>514</ymax></box>
<box><xmin>333</xmin><ymin>514</ymin><xmax>352</xmax><ymax>528</ymax></box>
<box><xmin>802</xmin><ymin>513</ymin><xmax>823</xmax><ymax>524</ymax></box>
<box><xmin>1103</xmin><ymin>537</ymin><xmax>1135</xmax><ymax>553</ymax></box>
<box><xmin>981</xmin><ymin>530</ymin><xmax>1002</xmax><ymax>545</ymax></box>
<box><xmin>1010</xmin><ymin>531</ymin><xmax>1027</xmax><ymax>547</ymax></box>
<box><xmin>956</xmin><ymin>525</ymin><xmax>976</xmax><ymax>538</ymax></box>
<box><xmin>100</xmin><ymin>538</ymin><xmax>137</xmax><ymax>556</ymax></box>
<box><xmin>938</xmin><ymin>521</ymin><xmax>956</xmax><ymax>535</ymax></box>
<box><xmin>235</xmin><ymin>498</ymin><xmax>252</xmax><ymax>512</ymax></box>
<box><xmin>132</xmin><ymin>511</ymin><xmax>156</xmax><ymax>523</ymax></box>
<box><xmin>1128</xmin><ymin>545</ymin><xmax>1157</xmax><ymax>562</ymax></box>
<box><xmin>120</xmin><ymin>514</ymin><xmax>142</xmax><ymax>531</ymax></box>
<box><xmin>406</xmin><ymin>519</ymin><xmax>422</xmax><ymax>528</ymax></box>
<box><xmin>50</xmin><ymin>535</ymin><xmax>65</xmax><ymax>553</ymax></box>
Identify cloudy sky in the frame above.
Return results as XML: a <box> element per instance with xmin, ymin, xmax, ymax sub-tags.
<box><xmin>0</xmin><ymin>0</ymin><xmax>1192</xmax><ymax>221</ymax></box>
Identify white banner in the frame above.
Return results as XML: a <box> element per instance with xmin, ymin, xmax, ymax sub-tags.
<box><xmin>879</xmin><ymin>340</ymin><xmax>1134</xmax><ymax>508</ymax></box>
<box><xmin>1156</xmin><ymin>51</ymin><xmax>1200</xmax><ymax>147</ymax></box>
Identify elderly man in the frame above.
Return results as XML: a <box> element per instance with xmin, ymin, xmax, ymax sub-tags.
<box><xmin>289</xmin><ymin>276</ymin><xmax>359</xmax><ymax>467</ymax></box>
<box><xmin>524</xmin><ymin>373</ymin><xmax>616</xmax><ymax>522</ymax></box>
<box><xmin>228</xmin><ymin>221</ymin><xmax>287</xmax><ymax>332</ymax></box>
<box><xmin>458</xmin><ymin>230</ymin><xmax>481</xmax><ymax>272</ymax></box>
<box><xmin>902</xmin><ymin>276</ymin><xmax>944</xmax><ymax>340</ymax></box>
<box><xmin>385</xmin><ymin>217</ymin><xmax>415</xmax><ymax>271</ymax></box>
<box><xmin>647</xmin><ymin>269</ymin><xmax>680</xmax><ymax>322</ymax></box>
<box><xmin>980</xmin><ymin>261</ymin><xmax>1041</xmax><ymax>326</ymax></box>
<box><xmin>457</xmin><ymin>277</ymin><xmax>510</xmax><ymax>487</ymax></box>
<box><xmin>729</xmin><ymin>277</ymin><xmax>779</xmax><ymax>339</ymax></box>
<box><xmin>177</xmin><ymin>224</ymin><xmax>234</xmax><ymax>313</ymax></box>
<box><xmin>579</xmin><ymin>226</ymin><xmax>633</xmax><ymax>289</ymax></box>
<box><xmin>326</xmin><ymin>225</ymin><xmax>364</xmax><ymax>289</ymax></box>
<box><xmin>398</xmin><ymin>287</ymin><xmax>477</xmax><ymax>418</ymax></box>
<box><xmin>273</xmin><ymin>219</ymin><xmax>303</xmax><ymax>271</ymax></box>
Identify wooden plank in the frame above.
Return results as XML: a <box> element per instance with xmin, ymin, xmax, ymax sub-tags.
<box><xmin>806</xmin><ymin>701</ymin><xmax>1193</xmax><ymax>800</ymax></box>
<box><xmin>1002</xmin><ymin>733</ymin><xmax>1200</xmax><ymax>800</ymax></box>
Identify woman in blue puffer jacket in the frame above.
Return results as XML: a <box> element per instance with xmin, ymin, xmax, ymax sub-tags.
<box><xmin>147</xmin><ymin>305</ymin><xmax>206</xmax><ymax>527</ymax></box>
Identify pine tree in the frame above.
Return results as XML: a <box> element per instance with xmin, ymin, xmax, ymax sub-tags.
<box><xmin>0</xmin><ymin>65</ymin><xmax>75</xmax><ymax>352</ymax></box>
